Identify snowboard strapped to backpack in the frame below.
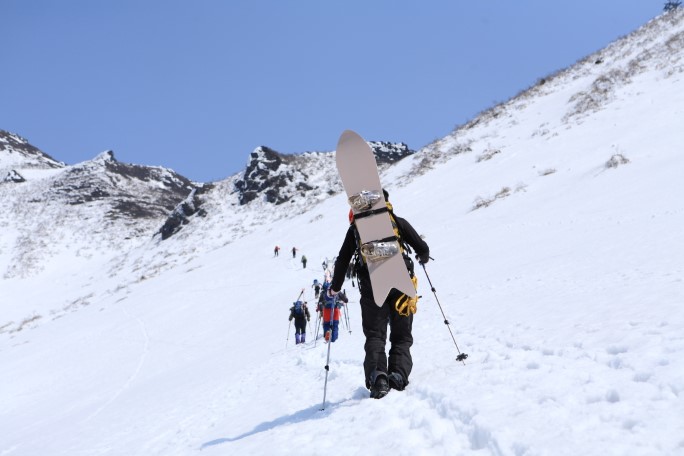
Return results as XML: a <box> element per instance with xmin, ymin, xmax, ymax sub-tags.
<box><xmin>351</xmin><ymin>198</ymin><xmax>419</xmax><ymax>317</ymax></box>
<box><xmin>336</xmin><ymin>130</ymin><xmax>417</xmax><ymax>308</ymax></box>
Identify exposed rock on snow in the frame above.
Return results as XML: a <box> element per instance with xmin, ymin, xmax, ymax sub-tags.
<box><xmin>3</xmin><ymin>169</ymin><xmax>25</xmax><ymax>183</ymax></box>
<box><xmin>234</xmin><ymin>142</ymin><xmax>413</xmax><ymax>206</ymax></box>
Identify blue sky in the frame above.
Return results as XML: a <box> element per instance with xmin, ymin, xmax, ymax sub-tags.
<box><xmin>2</xmin><ymin>1</ymin><xmax>661</xmax><ymax>182</ymax></box>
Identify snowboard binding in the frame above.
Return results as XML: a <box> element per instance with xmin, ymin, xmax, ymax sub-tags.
<box><xmin>348</xmin><ymin>190</ymin><xmax>382</xmax><ymax>211</ymax></box>
<box><xmin>360</xmin><ymin>240</ymin><xmax>400</xmax><ymax>262</ymax></box>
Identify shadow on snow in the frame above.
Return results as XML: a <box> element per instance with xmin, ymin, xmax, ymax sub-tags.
<box><xmin>200</xmin><ymin>392</ymin><xmax>366</xmax><ymax>450</ymax></box>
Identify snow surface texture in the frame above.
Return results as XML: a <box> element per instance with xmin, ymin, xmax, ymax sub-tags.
<box><xmin>2</xmin><ymin>10</ymin><xmax>684</xmax><ymax>456</ymax></box>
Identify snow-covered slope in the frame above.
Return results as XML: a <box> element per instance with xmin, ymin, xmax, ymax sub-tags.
<box><xmin>2</xmin><ymin>10</ymin><xmax>684</xmax><ymax>456</ymax></box>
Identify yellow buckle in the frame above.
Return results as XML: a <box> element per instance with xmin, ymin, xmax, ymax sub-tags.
<box><xmin>394</xmin><ymin>275</ymin><xmax>419</xmax><ymax>317</ymax></box>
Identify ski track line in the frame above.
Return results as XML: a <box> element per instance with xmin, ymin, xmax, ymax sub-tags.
<box><xmin>81</xmin><ymin>303</ymin><xmax>150</xmax><ymax>424</ymax></box>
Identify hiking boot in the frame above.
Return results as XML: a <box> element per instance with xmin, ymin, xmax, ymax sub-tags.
<box><xmin>369</xmin><ymin>374</ymin><xmax>390</xmax><ymax>399</ymax></box>
<box><xmin>388</xmin><ymin>372</ymin><xmax>407</xmax><ymax>391</ymax></box>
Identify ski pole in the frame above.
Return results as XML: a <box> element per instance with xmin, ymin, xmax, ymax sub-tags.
<box><xmin>320</xmin><ymin>333</ymin><xmax>333</xmax><ymax>410</ymax></box>
<box><xmin>343</xmin><ymin>292</ymin><xmax>351</xmax><ymax>334</ymax></box>
<box><xmin>341</xmin><ymin>302</ymin><xmax>351</xmax><ymax>334</ymax></box>
<box><xmin>320</xmin><ymin>295</ymin><xmax>337</xmax><ymax>410</ymax></box>
<box><xmin>341</xmin><ymin>304</ymin><xmax>349</xmax><ymax>333</ymax></box>
<box><xmin>420</xmin><ymin>261</ymin><xmax>468</xmax><ymax>365</ymax></box>
<box><xmin>285</xmin><ymin>319</ymin><xmax>292</xmax><ymax>349</ymax></box>
<box><xmin>314</xmin><ymin>310</ymin><xmax>321</xmax><ymax>347</ymax></box>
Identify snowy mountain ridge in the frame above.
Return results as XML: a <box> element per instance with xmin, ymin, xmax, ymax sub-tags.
<box><xmin>392</xmin><ymin>9</ymin><xmax>684</xmax><ymax>187</ymax></box>
<box><xmin>0</xmin><ymin>128</ymin><xmax>412</xmax><ymax>327</ymax></box>
<box><xmin>2</xmin><ymin>10</ymin><xmax>684</xmax><ymax>456</ymax></box>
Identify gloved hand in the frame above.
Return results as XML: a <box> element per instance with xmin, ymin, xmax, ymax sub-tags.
<box><xmin>416</xmin><ymin>252</ymin><xmax>430</xmax><ymax>264</ymax></box>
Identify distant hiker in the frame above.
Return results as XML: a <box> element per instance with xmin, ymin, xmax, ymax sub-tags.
<box><xmin>301</xmin><ymin>255</ymin><xmax>307</xmax><ymax>269</ymax></box>
<box><xmin>292</xmin><ymin>247</ymin><xmax>297</xmax><ymax>258</ymax></box>
<box><xmin>312</xmin><ymin>279</ymin><xmax>321</xmax><ymax>299</ymax></box>
<box><xmin>320</xmin><ymin>284</ymin><xmax>342</xmax><ymax>343</ymax></box>
<box><xmin>274</xmin><ymin>245</ymin><xmax>280</xmax><ymax>257</ymax></box>
<box><xmin>329</xmin><ymin>189</ymin><xmax>429</xmax><ymax>399</ymax></box>
<box><xmin>289</xmin><ymin>300</ymin><xmax>311</xmax><ymax>345</ymax></box>
<box><xmin>322</xmin><ymin>258</ymin><xmax>328</xmax><ymax>271</ymax></box>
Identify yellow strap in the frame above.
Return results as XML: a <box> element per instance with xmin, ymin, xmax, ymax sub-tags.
<box><xmin>394</xmin><ymin>275</ymin><xmax>419</xmax><ymax>316</ymax></box>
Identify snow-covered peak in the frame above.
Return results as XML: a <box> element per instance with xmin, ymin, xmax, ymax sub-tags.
<box><xmin>0</xmin><ymin>129</ymin><xmax>64</xmax><ymax>175</ymax></box>
<box><xmin>0</xmin><ymin>141</ymin><xmax>199</xmax><ymax>278</ymax></box>
<box><xmin>93</xmin><ymin>149</ymin><xmax>115</xmax><ymax>163</ymax></box>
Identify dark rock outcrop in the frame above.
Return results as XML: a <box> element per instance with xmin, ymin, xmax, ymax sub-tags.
<box><xmin>234</xmin><ymin>141</ymin><xmax>414</xmax><ymax>207</ymax></box>
<box><xmin>4</xmin><ymin>170</ymin><xmax>25</xmax><ymax>183</ymax></box>
<box><xmin>234</xmin><ymin>146</ymin><xmax>296</xmax><ymax>205</ymax></box>
<box><xmin>43</xmin><ymin>151</ymin><xmax>199</xmax><ymax>223</ymax></box>
<box><xmin>157</xmin><ymin>186</ymin><xmax>211</xmax><ymax>240</ymax></box>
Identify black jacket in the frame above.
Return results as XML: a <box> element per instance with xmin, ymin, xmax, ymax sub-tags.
<box><xmin>331</xmin><ymin>214</ymin><xmax>429</xmax><ymax>302</ymax></box>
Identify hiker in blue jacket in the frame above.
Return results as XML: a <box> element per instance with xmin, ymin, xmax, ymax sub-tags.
<box><xmin>289</xmin><ymin>301</ymin><xmax>311</xmax><ymax>344</ymax></box>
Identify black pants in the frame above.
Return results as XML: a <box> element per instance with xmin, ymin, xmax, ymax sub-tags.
<box><xmin>294</xmin><ymin>318</ymin><xmax>307</xmax><ymax>334</ymax></box>
<box><xmin>360</xmin><ymin>291</ymin><xmax>413</xmax><ymax>387</ymax></box>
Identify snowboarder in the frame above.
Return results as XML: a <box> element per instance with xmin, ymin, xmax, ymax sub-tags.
<box><xmin>312</xmin><ymin>279</ymin><xmax>321</xmax><ymax>299</ymax></box>
<box><xmin>289</xmin><ymin>300</ymin><xmax>311</xmax><ymax>345</ymax></box>
<box><xmin>301</xmin><ymin>255</ymin><xmax>307</xmax><ymax>269</ymax></box>
<box><xmin>328</xmin><ymin>189</ymin><xmax>429</xmax><ymax>399</ymax></box>
<box><xmin>292</xmin><ymin>247</ymin><xmax>297</xmax><ymax>258</ymax></box>
<box><xmin>274</xmin><ymin>245</ymin><xmax>280</xmax><ymax>257</ymax></box>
